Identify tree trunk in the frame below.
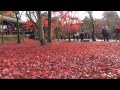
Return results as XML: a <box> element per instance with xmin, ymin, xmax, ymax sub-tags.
<box><xmin>15</xmin><ymin>14</ymin><xmax>21</xmax><ymax>43</ymax></box>
<box><xmin>91</xmin><ymin>18</ymin><xmax>96</xmax><ymax>41</ymax></box>
<box><xmin>68</xmin><ymin>25</ymin><xmax>72</xmax><ymax>42</ymax></box>
<box><xmin>47</xmin><ymin>11</ymin><xmax>52</xmax><ymax>43</ymax></box>
<box><xmin>88</xmin><ymin>11</ymin><xmax>96</xmax><ymax>41</ymax></box>
<box><xmin>106</xmin><ymin>20</ymin><xmax>110</xmax><ymax>28</ymax></box>
<box><xmin>36</xmin><ymin>11</ymin><xmax>46</xmax><ymax>45</ymax></box>
<box><xmin>68</xmin><ymin>33</ymin><xmax>71</xmax><ymax>42</ymax></box>
<box><xmin>23</xmin><ymin>29</ymin><xmax>25</xmax><ymax>42</ymax></box>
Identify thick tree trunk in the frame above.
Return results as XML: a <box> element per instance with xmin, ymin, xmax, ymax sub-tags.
<box><xmin>36</xmin><ymin>11</ymin><xmax>46</xmax><ymax>45</ymax></box>
<box><xmin>47</xmin><ymin>11</ymin><xmax>52</xmax><ymax>43</ymax></box>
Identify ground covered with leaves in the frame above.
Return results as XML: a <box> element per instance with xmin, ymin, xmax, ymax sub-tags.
<box><xmin>0</xmin><ymin>39</ymin><xmax>120</xmax><ymax>79</ymax></box>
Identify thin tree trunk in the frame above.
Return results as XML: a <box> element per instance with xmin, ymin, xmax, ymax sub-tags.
<box><xmin>88</xmin><ymin>11</ymin><xmax>96</xmax><ymax>41</ymax></box>
<box><xmin>68</xmin><ymin>33</ymin><xmax>71</xmax><ymax>41</ymax></box>
<box><xmin>15</xmin><ymin>14</ymin><xmax>20</xmax><ymax>43</ymax></box>
<box><xmin>47</xmin><ymin>11</ymin><xmax>52</xmax><ymax>43</ymax></box>
<box><xmin>36</xmin><ymin>11</ymin><xmax>46</xmax><ymax>45</ymax></box>
<box><xmin>68</xmin><ymin>25</ymin><xmax>72</xmax><ymax>42</ymax></box>
<box><xmin>91</xmin><ymin>18</ymin><xmax>96</xmax><ymax>41</ymax></box>
<box><xmin>23</xmin><ymin>29</ymin><xmax>25</xmax><ymax>42</ymax></box>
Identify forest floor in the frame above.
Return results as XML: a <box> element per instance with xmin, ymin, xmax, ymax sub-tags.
<box><xmin>0</xmin><ymin>38</ymin><xmax>120</xmax><ymax>79</ymax></box>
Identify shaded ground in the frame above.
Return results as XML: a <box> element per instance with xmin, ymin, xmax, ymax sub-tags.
<box><xmin>0</xmin><ymin>39</ymin><xmax>120</xmax><ymax>79</ymax></box>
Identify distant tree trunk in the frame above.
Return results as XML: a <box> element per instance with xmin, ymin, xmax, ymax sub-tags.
<box><xmin>23</xmin><ymin>29</ymin><xmax>25</xmax><ymax>42</ymax></box>
<box><xmin>36</xmin><ymin>11</ymin><xmax>46</xmax><ymax>45</ymax></box>
<box><xmin>68</xmin><ymin>24</ymin><xmax>72</xmax><ymax>42</ymax></box>
<box><xmin>88</xmin><ymin>11</ymin><xmax>96</xmax><ymax>41</ymax></box>
<box><xmin>91</xmin><ymin>18</ymin><xmax>96</xmax><ymax>41</ymax></box>
<box><xmin>15</xmin><ymin>13</ymin><xmax>21</xmax><ymax>43</ymax></box>
<box><xmin>47</xmin><ymin>11</ymin><xmax>52</xmax><ymax>43</ymax></box>
<box><xmin>68</xmin><ymin>32</ymin><xmax>71</xmax><ymax>42</ymax></box>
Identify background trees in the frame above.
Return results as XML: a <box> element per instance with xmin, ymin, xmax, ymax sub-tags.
<box><xmin>102</xmin><ymin>11</ymin><xmax>119</xmax><ymax>28</ymax></box>
<box><xmin>102</xmin><ymin>11</ymin><xmax>119</xmax><ymax>38</ymax></box>
<box><xmin>53</xmin><ymin>11</ymin><xmax>81</xmax><ymax>41</ymax></box>
<box><xmin>1</xmin><ymin>11</ymin><xmax>120</xmax><ymax>45</ymax></box>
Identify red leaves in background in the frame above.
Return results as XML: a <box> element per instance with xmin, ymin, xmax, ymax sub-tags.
<box><xmin>24</xmin><ymin>11</ymin><xmax>83</xmax><ymax>34</ymax></box>
<box><xmin>53</xmin><ymin>11</ymin><xmax>83</xmax><ymax>32</ymax></box>
<box><xmin>0</xmin><ymin>39</ymin><xmax>120</xmax><ymax>79</ymax></box>
<box><xmin>23</xmin><ymin>20</ymin><xmax>35</xmax><ymax>30</ymax></box>
<box><xmin>71</xmin><ymin>24</ymin><xmax>79</xmax><ymax>30</ymax></box>
<box><xmin>24</xmin><ymin>18</ymin><xmax>48</xmax><ymax>31</ymax></box>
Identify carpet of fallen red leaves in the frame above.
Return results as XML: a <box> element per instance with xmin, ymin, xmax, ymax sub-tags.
<box><xmin>0</xmin><ymin>39</ymin><xmax>120</xmax><ymax>79</ymax></box>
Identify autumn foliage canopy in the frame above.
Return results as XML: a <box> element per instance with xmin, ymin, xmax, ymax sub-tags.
<box><xmin>23</xmin><ymin>11</ymin><xmax>83</xmax><ymax>33</ymax></box>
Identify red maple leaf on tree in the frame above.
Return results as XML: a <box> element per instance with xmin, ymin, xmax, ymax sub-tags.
<box><xmin>71</xmin><ymin>24</ymin><xmax>79</xmax><ymax>30</ymax></box>
<box><xmin>24</xmin><ymin>18</ymin><xmax>48</xmax><ymax>30</ymax></box>
<box><xmin>53</xmin><ymin>11</ymin><xmax>83</xmax><ymax>33</ymax></box>
<box><xmin>24</xmin><ymin>12</ymin><xmax>83</xmax><ymax>38</ymax></box>
<box><xmin>24</xmin><ymin>20</ymin><xmax>34</xmax><ymax>30</ymax></box>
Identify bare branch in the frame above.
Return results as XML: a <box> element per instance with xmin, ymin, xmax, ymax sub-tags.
<box><xmin>18</xmin><ymin>11</ymin><xmax>24</xmax><ymax>20</ymax></box>
<box><xmin>32</xmin><ymin>11</ymin><xmax>38</xmax><ymax>21</ymax></box>
<box><xmin>26</xmin><ymin>11</ymin><xmax>38</xmax><ymax>29</ymax></box>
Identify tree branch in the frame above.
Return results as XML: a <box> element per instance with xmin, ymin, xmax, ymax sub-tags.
<box><xmin>26</xmin><ymin>11</ymin><xmax>38</xmax><ymax>29</ymax></box>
